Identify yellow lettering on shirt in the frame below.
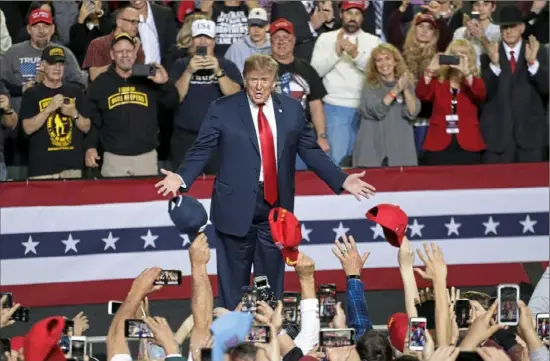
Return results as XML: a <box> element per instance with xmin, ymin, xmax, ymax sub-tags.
<box><xmin>108</xmin><ymin>87</ymin><xmax>149</xmax><ymax>109</ymax></box>
<box><xmin>39</xmin><ymin>97</ymin><xmax>75</xmax><ymax>151</ymax></box>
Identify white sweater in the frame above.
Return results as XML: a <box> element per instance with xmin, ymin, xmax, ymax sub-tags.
<box><xmin>311</xmin><ymin>29</ymin><xmax>381</xmax><ymax>108</ymax></box>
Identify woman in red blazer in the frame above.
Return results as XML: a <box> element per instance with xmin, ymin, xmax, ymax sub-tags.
<box><xmin>416</xmin><ymin>39</ymin><xmax>486</xmax><ymax>165</ymax></box>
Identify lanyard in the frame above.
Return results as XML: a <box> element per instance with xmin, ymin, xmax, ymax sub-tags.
<box><xmin>450</xmin><ymin>87</ymin><xmax>459</xmax><ymax>115</ymax></box>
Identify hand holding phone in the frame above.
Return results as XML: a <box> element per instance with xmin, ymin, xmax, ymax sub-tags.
<box><xmin>455</xmin><ymin>299</ymin><xmax>471</xmax><ymax>328</ymax></box>
<box><xmin>319</xmin><ymin>328</ymin><xmax>355</xmax><ymax>347</ymax></box>
<box><xmin>196</xmin><ymin>46</ymin><xmax>207</xmax><ymax>57</ymax></box>
<box><xmin>439</xmin><ymin>54</ymin><xmax>461</xmax><ymax>66</ymax></box>
<box><xmin>244</xmin><ymin>325</ymin><xmax>271</xmax><ymax>343</ymax></box>
<box><xmin>409</xmin><ymin>317</ymin><xmax>427</xmax><ymax>351</ymax></box>
<box><xmin>498</xmin><ymin>284</ymin><xmax>519</xmax><ymax>326</ymax></box>
<box><xmin>125</xmin><ymin>319</ymin><xmax>154</xmax><ymax>338</ymax></box>
<box><xmin>153</xmin><ymin>270</ymin><xmax>182</xmax><ymax>285</ymax></box>
<box><xmin>536</xmin><ymin>313</ymin><xmax>549</xmax><ymax>340</ymax></box>
<box><xmin>241</xmin><ymin>286</ymin><xmax>259</xmax><ymax>313</ymax></box>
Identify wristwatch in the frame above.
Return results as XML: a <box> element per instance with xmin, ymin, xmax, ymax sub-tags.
<box><xmin>72</xmin><ymin>113</ymin><xmax>80</xmax><ymax>122</ymax></box>
<box><xmin>347</xmin><ymin>275</ymin><xmax>361</xmax><ymax>280</ymax></box>
<box><xmin>318</xmin><ymin>133</ymin><xmax>327</xmax><ymax>139</ymax></box>
<box><xmin>215</xmin><ymin>69</ymin><xmax>226</xmax><ymax>79</ymax></box>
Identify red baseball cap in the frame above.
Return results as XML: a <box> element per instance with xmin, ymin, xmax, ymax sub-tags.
<box><xmin>365</xmin><ymin>204</ymin><xmax>408</xmax><ymax>247</ymax></box>
<box><xmin>24</xmin><ymin>316</ymin><xmax>66</xmax><ymax>361</ymax></box>
<box><xmin>10</xmin><ymin>336</ymin><xmax>25</xmax><ymax>353</ymax></box>
<box><xmin>415</xmin><ymin>12</ymin><xmax>437</xmax><ymax>27</ymax></box>
<box><xmin>29</xmin><ymin>9</ymin><xmax>53</xmax><ymax>25</ymax></box>
<box><xmin>341</xmin><ymin>1</ymin><xmax>366</xmax><ymax>13</ymax></box>
<box><xmin>387</xmin><ymin>312</ymin><xmax>408</xmax><ymax>352</ymax></box>
<box><xmin>270</xmin><ymin>18</ymin><xmax>294</xmax><ymax>36</ymax></box>
<box><xmin>269</xmin><ymin>207</ymin><xmax>302</xmax><ymax>266</ymax></box>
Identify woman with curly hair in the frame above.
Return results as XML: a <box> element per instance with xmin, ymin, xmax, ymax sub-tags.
<box><xmin>416</xmin><ymin>39</ymin><xmax>486</xmax><ymax>165</ymax></box>
<box><xmin>353</xmin><ymin>43</ymin><xmax>420</xmax><ymax>168</ymax></box>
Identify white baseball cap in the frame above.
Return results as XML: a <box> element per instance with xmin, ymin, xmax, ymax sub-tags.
<box><xmin>192</xmin><ymin>19</ymin><xmax>216</xmax><ymax>38</ymax></box>
<box><xmin>248</xmin><ymin>8</ymin><xmax>268</xmax><ymax>26</ymax></box>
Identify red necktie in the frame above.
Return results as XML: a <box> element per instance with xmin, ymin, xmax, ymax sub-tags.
<box><xmin>510</xmin><ymin>50</ymin><xmax>516</xmax><ymax>73</ymax></box>
<box><xmin>258</xmin><ymin>105</ymin><xmax>278</xmax><ymax>205</ymax></box>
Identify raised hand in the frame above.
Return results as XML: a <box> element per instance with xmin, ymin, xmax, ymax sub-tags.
<box><xmin>525</xmin><ymin>35</ymin><xmax>540</xmax><ymax>64</ymax></box>
<box><xmin>414</xmin><ymin>242</ymin><xmax>447</xmax><ymax>282</ymax></box>
<box><xmin>331</xmin><ymin>234</ymin><xmax>369</xmax><ymax>276</ymax></box>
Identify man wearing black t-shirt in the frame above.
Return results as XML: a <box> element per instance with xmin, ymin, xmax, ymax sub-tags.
<box><xmin>270</xmin><ymin>19</ymin><xmax>329</xmax><ymax>170</ymax></box>
<box><xmin>20</xmin><ymin>45</ymin><xmax>91</xmax><ymax>179</ymax></box>
<box><xmin>169</xmin><ymin>19</ymin><xmax>242</xmax><ymax>173</ymax></box>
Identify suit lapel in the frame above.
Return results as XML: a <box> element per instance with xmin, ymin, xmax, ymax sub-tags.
<box><xmin>238</xmin><ymin>93</ymin><xmax>260</xmax><ymax>156</ymax></box>
<box><xmin>272</xmin><ymin>93</ymin><xmax>285</xmax><ymax>162</ymax></box>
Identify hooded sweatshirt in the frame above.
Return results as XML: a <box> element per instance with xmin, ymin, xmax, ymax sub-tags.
<box><xmin>86</xmin><ymin>66</ymin><xmax>179</xmax><ymax>155</ymax></box>
<box><xmin>224</xmin><ymin>35</ymin><xmax>271</xmax><ymax>74</ymax></box>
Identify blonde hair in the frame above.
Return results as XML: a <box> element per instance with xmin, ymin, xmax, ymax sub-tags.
<box><xmin>176</xmin><ymin>13</ymin><xmax>210</xmax><ymax>49</ymax></box>
<box><xmin>365</xmin><ymin>43</ymin><xmax>414</xmax><ymax>88</ymax></box>
<box><xmin>243</xmin><ymin>54</ymin><xmax>279</xmax><ymax>79</ymax></box>
<box><xmin>438</xmin><ymin>38</ymin><xmax>480</xmax><ymax>81</ymax></box>
<box><xmin>402</xmin><ymin>13</ymin><xmax>440</xmax><ymax>80</ymax></box>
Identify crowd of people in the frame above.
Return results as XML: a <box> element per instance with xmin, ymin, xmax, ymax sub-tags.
<box><xmin>1</xmin><ymin>234</ymin><xmax>549</xmax><ymax>361</ymax></box>
<box><xmin>0</xmin><ymin>0</ymin><xmax>548</xmax><ymax>180</ymax></box>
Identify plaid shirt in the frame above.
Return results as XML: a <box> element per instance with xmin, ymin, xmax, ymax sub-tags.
<box><xmin>346</xmin><ymin>278</ymin><xmax>373</xmax><ymax>337</ymax></box>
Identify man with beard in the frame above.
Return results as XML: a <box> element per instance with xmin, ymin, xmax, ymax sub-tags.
<box><xmin>0</xmin><ymin>9</ymin><xmax>85</xmax><ymax>112</ymax></box>
<box><xmin>311</xmin><ymin>1</ymin><xmax>380</xmax><ymax>167</ymax></box>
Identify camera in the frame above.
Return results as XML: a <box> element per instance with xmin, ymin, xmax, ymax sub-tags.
<box><xmin>253</xmin><ymin>276</ymin><xmax>277</xmax><ymax>309</ymax></box>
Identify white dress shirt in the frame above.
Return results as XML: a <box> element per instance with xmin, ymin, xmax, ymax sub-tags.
<box><xmin>489</xmin><ymin>40</ymin><xmax>540</xmax><ymax>76</ymax></box>
<box><xmin>248</xmin><ymin>96</ymin><xmax>278</xmax><ymax>182</ymax></box>
<box><xmin>138</xmin><ymin>2</ymin><xmax>161</xmax><ymax>64</ymax></box>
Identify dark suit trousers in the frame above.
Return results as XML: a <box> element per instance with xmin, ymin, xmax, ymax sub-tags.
<box><xmin>215</xmin><ymin>183</ymin><xmax>285</xmax><ymax>309</ymax></box>
<box><xmin>483</xmin><ymin>140</ymin><xmax>547</xmax><ymax>163</ymax></box>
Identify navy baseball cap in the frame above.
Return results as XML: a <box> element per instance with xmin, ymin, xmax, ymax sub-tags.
<box><xmin>168</xmin><ymin>195</ymin><xmax>208</xmax><ymax>235</ymax></box>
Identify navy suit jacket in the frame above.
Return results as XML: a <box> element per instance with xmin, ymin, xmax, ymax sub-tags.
<box><xmin>177</xmin><ymin>91</ymin><xmax>348</xmax><ymax>237</ymax></box>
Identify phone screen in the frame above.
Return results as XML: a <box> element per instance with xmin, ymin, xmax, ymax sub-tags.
<box><xmin>319</xmin><ymin>328</ymin><xmax>355</xmax><ymax>347</ymax></box>
<box><xmin>244</xmin><ymin>325</ymin><xmax>270</xmax><ymax>343</ymax></box>
<box><xmin>241</xmin><ymin>286</ymin><xmax>258</xmax><ymax>313</ymax></box>
<box><xmin>439</xmin><ymin>54</ymin><xmax>460</xmax><ymax>65</ymax></box>
<box><xmin>409</xmin><ymin>318</ymin><xmax>427</xmax><ymax>350</ymax></box>
<box><xmin>498</xmin><ymin>286</ymin><xmax>519</xmax><ymax>324</ymax></box>
<box><xmin>455</xmin><ymin>300</ymin><xmax>471</xmax><ymax>328</ymax></box>
<box><xmin>470</xmin><ymin>11</ymin><xmax>480</xmax><ymax>20</ymax></box>
<box><xmin>537</xmin><ymin>313</ymin><xmax>549</xmax><ymax>340</ymax></box>
<box><xmin>196</xmin><ymin>46</ymin><xmax>207</xmax><ymax>56</ymax></box>
<box><xmin>11</xmin><ymin>307</ymin><xmax>29</xmax><ymax>322</ymax></box>
<box><xmin>283</xmin><ymin>293</ymin><xmax>299</xmax><ymax>324</ymax></box>
<box><xmin>319</xmin><ymin>291</ymin><xmax>336</xmax><ymax>321</ymax></box>
<box><xmin>154</xmin><ymin>270</ymin><xmax>182</xmax><ymax>285</ymax></box>
<box><xmin>125</xmin><ymin>319</ymin><xmax>154</xmax><ymax>338</ymax></box>
<box><xmin>70</xmin><ymin>338</ymin><xmax>86</xmax><ymax>359</ymax></box>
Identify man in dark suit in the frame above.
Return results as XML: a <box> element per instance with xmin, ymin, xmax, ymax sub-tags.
<box><xmin>156</xmin><ymin>54</ymin><xmax>375</xmax><ymax>309</ymax></box>
<box><xmin>480</xmin><ymin>5</ymin><xmax>548</xmax><ymax>163</ymax></box>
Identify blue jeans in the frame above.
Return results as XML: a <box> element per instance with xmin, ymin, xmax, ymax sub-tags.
<box><xmin>324</xmin><ymin>103</ymin><xmax>359</xmax><ymax>166</ymax></box>
<box><xmin>413</xmin><ymin>125</ymin><xmax>428</xmax><ymax>157</ymax></box>
<box><xmin>0</xmin><ymin>163</ymin><xmax>6</xmax><ymax>181</ymax></box>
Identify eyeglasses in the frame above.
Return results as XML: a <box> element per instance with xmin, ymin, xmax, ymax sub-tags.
<box><xmin>121</xmin><ymin>18</ymin><xmax>141</xmax><ymax>25</ymax></box>
<box><xmin>113</xmin><ymin>50</ymin><xmax>134</xmax><ymax>56</ymax></box>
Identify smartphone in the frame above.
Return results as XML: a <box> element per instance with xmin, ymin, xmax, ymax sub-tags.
<box><xmin>319</xmin><ymin>328</ymin><xmax>355</xmax><ymax>347</ymax></box>
<box><xmin>282</xmin><ymin>292</ymin><xmax>300</xmax><ymax>324</ymax></box>
<box><xmin>498</xmin><ymin>284</ymin><xmax>519</xmax><ymax>326</ymax></box>
<box><xmin>0</xmin><ymin>292</ymin><xmax>13</xmax><ymax>308</ymax></box>
<box><xmin>153</xmin><ymin>270</ymin><xmax>182</xmax><ymax>286</ymax></box>
<box><xmin>108</xmin><ymin>300</ymin><xmax>123</xmax><ymax>315</ymax></box>
<box><xmin>455</xmin><ymin>299</ymin><xmax>471</xmax><ymax>328</ymax></box>
<box><xmin>125</xmin><ymin>319</ymin><xmax>154</xmax><ymax>338</ymax></box>
<box><xmin>63</xmin><ymin>319</ymin><xmax>75</xmax><ymax>335</ymax></box>
<box><xmin>536</xmin><ymin>313</ymin><xmax>549</xmax><ymax>340</ymax></box>
<box><xmin>11</xmin><ymin>307</ymin><xmax>29</xmax><ymax>322</ymax></box>
<box><xmin>201</xmin><ymin>348</ymin><xmax>212</xmax><ymax>361</ymax></box>
<box><xmin>0</xmin><ymin>338</ymin><xmax>10</xmax><ymax>354</ymax></box>
<box><xmin>59</xmin><ymin>335</ymin><xmax>70</xmax><ymax>355</ymax></box>
<box><xmin>84</xmin><ymin>0</ymin><xmax>96</xmax><ymax>13</ymax></box>
<box><xmin>244</xmin><ymin>325</ymin><xmax>271</xmax><ymax>343</ymax></box>
<box><xmin>470</xmin><ymin>11</ymin><xmax>480</xmax><ymax>20</ymax></box>
<box><xmin>409</xmin><ymin>317</ymin><xmax>427</xmax><ymax>351</ymax></box>
<box><xmin>132</xmin><ymin>64</ymin><xmax>157</xmax><ymax>77</ymax></box>
<box><xmin>439</xmin><ymin>54</ymin><xmax>461</xmax><ymax>65</ymax></box>
<box><xmin>196</xmin><ymin>46</ymin><xmax>207</xmax><ymax>56</ymax></box>
<box><xmin>318</xmin><ymin>284</ymin><xmax>337</xmax><ymax>322</ymax></box>
<box><xmin>68</xmin><ymin>336</ymin><xmax>86</xmax><ymax>361</ymax></box>
<box><xmin>241</xmin><ymin>286</ymin><xmax>259</xmax><ymax>313</ymax></box>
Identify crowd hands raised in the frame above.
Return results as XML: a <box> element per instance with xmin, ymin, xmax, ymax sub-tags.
<box><xmin>3</xmin><ymin>232</ymin><xmax>547</xmax><ymax>361</ymax></box>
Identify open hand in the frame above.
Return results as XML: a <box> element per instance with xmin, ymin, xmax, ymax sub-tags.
<box><xmin>155</xmin><ymin>168</ymin><xmax>184</xmax><ymax>197</ymax></box>
<box><xmin>331</xmin><ymin>234</ymin><xmax>369</xmax><ymax>276</ymax></box>
<box><xmin>342</xmin><ymin>171</ymin><xmax>376</xmax><ymax>201</ymax></box>
<box><xmin>414</xmin><ymin>242</ymin><xmax>447</xmax><ymax>282</ymax></box>
<box><xmin>525</xmin><ymin>35</ymin><xmax>540</xmax><ymax>64</ymax></box>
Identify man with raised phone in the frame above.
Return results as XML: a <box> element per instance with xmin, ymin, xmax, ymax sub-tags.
<box><xmin>156</xmin><ymin>53</ymin><xmax>376</xmax><ymax>309</ymax></box>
